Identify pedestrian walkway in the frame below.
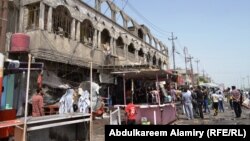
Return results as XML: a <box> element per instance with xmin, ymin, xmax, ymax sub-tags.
<box><xmin>91</xmin><ymin>102</ymin><xmax>250</xmax><ymax>141</ymax></box>
<box><xmin>93</xmin><ymin>116</ymin><xmax>109</xmax><ymax>141</ymax></box>
<box><xmin>173</xmin><ymin>101</ymin><xmax>250</xmax><ymax>125</ymax></box>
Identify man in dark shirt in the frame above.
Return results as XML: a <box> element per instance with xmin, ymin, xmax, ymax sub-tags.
<box><xmin>196</xmin><ymin>86</ymin><xmax>204</xmax><ymax>119</ymax></box>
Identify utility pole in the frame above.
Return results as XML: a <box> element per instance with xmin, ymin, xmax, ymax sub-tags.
<box><xmin>183</xmin><ymin>47</ymin><xmax>188</xmax><ymax>85</ymax></box>
<box><xmin>242</xmin><ymin>77</ymin><xmax>245</xmax><ymax>90</ymax></box>
<box><xmin>168</xmin><ymin>32</ymin><xmax>177</xmax><ymax>70</ymax></box>
<box><xmin>187</xmin><ymin>56</ymin><xmax>194</xmax><ymax>86</ymax></box>
<box><xmin>195</xmin><ymin>59</ymin><xmax>200</xmax><ymax>85</ymax></box>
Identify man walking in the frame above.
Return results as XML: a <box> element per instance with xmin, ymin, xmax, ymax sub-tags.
<box><xmin>231</xmin><ymin>86</ymin><xmax>242</xmax><ymax>118</ymax></box>
<box><xmin>182</xmin><ymin>87</ymin><xmax>194</xmax><ymax>120</ymax></box>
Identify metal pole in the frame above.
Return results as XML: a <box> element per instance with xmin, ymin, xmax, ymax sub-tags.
<box><xmin>156</xmin><ymin>73</ymin><xmax>160</xmax><ymax>105</ymax></box>
<box><xmin>184</xmin><ymin>47</ymin><xmax>188</xmax><ymax>85</ymax></box>
<box><xmin>123</xmin><ymin>73</ymin><xmax>126</xmax><ymax>105</ymax></box>
<box><xmin>131</xmin><ymin>79</ymin><xmax>134</xmax><ymax>103</ymax></box>
<box><xmin>195</xmin><ymin>59</ymin><xmax>200</xmax><ymax>85</ymax></box>
<box><xmin>0</xmin><ymin>53</ymin><xmax>4</xmax><ymax>107</ymax></box>
<box><xmin>89</xmin><ymin>61</ymin><xmax>93</xmax><ymax>141</ymax></box>
<box><xmin>23</xmin><ymin>54</ymin><xmax>31</xmax><ymax>141</ymax></box>
<box><xmin>168</xmin><ymin>32</ymin><xmax>177</xmax><ymax>70</ymax></box>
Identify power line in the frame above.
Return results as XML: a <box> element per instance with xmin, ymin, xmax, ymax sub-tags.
<box><xmin>126</xmin><ymin>1</ymin><xmax>172</xmax><ymax>36</ymax></box>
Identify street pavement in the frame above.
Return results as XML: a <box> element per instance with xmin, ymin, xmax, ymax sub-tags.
<box><xmin>92</xmin><ymin>101</ymin><xmax>250</xmax><ymax>141</ymax></box>
<box><xmin>173</xmin><ymin>101</ymin><xmax>250</xmax><ymax>125</ymax></box>
<box><xmin>93</xmin><ymin>116</ymin><xmax>109</xmax><ymax>141</ymax></box>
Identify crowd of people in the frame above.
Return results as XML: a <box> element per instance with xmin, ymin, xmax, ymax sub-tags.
<box><xmin>123</xmin><ymin>84</ymin><xmax>249</xmax><ymax>124</ymax></box>
<box><xmin>177</xmin><ymin>85</ymin><xmax>248</xmax><ymax>120</ymax></box>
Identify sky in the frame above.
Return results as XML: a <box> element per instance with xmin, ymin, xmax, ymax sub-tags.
<box><xmin>84</xmin><ymin>0</ymin><xmax>250</xmax><ymax>88</ymax></box>
<box><xmin>113</xmin><ymin>0</ymin><xmax>250</xmax><ymax>89</ymax></box>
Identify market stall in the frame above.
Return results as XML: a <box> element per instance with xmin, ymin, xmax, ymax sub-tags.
<box><xmin>112</xmin><ymin>69</ymin><xmax>177</xmax><ymax>125</ymax></box>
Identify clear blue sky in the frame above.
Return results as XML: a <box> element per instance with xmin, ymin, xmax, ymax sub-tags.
<box><xmin>110</xmin><ymin>0</ymin><xmax>250</xmax><ymax>89</ymax></box>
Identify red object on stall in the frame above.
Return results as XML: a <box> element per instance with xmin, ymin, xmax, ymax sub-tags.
<box><xmin>10</xmin><ymin>33</ymin><xmax>30</xmax><ymax>52</ymax></box>
<box><xmin>37</xmin><ymin>73</ymin><xmax>43</xmax><ymax>89</ymax></box>
<box><xmin>0</xmin><ymin>109</ymin><xmax>16</xmax><ymax>138</ymax></box>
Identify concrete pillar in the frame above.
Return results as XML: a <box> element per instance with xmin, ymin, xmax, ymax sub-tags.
<box><xmin>143</xmin><ymin>54</ymin><xmax>147</xmax><ymax>64</ymax></box>
<box><xmin>97</xmin><ymin>30</ymin><xmax>101</xmax><ymax>48</ymax></box>
<box><xmin>76</xmin><ymin>21</ymin><xmax>80</xmax><ymax>41</ymax></box>
<box><xmin>23</xmin><ymin>8</ymin><xmax>29</xmax><ymax>32</ymax></box>
<box><xmin>113</xmin><ymin>38</ymin><xmax>117</xmax><ymax>55</ymax></box>
<box><xmin>135</xmin><ymin>50</ymin><xmax>139</xmax><ymax>62</ymax></box>
<box><xmin>19</xmin><ymin>6</ymin><xmax>24</xmax><ymax>32</ymax></box>
<box><xmin>95</xmin><ymin>0</ymin><xmax>101</xmax><ymax>11</ymax></box>
<box><xmin>71</xmin><ymin>19</ymin><xmax>76</xmax><ymax>40</ymax></box>
<box><xmin>123</xmin><ymin>20</ymin><xmax>127</xmax><ymax>29</ymax></box>
<box><xmin>93</xmin><ymin>29</ymin><xmax>98</xmax><ymax>48</ymax></box>
<box><xmin>110</xmin><ymin>37</ymin><xmax>114</xmax><ymax>54</ymax></box>
<box><xmin>39</xmin><ymin>2</ymin><xmax>45</xmax><ymax>30</ymax></box>
<box><xmin>111</xmin><ymin>11</ymin><xmax>116</xmax><ymax>22</ymax></box>
<box><xmin>47</xmin><ymin>6</ymin><xmax>52</xmax><ymax>32</ymax></box>
<box><xmin>124</xmin><ymin>44</ymin><xmax>128</xmax><ymax>59</ymax></box>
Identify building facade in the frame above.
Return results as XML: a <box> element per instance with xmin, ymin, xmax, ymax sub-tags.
<box><xmin>3</xmin><ymin>0</ymin><xmax>170</xmax><ymax>103</ymax></box>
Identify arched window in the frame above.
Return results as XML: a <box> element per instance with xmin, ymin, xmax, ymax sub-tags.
<box><xmin>138</xmin><ymin>48</ymin><xmax>144</xmax><ymax>57</ymax></box>
<box><xmin>80</xmin><ymin>19</ymin><xmax>94</xmax><ymax>44</ymax></box>
<box><xmin>138</xmin><ymin>29</ymin><xmax>144</xmax><ymax>40</ymax></box>
<box><xmin>101</xmin><ymin>29</ymin><xmax>110</xmax><ymax>50</ymax></box>
<box><xmin>52</xmin><ymin>6</ymin><xmax>72</xmax><ymax>38</ymax></box>
<box><xmin>153</xmin><ymin>55</ymin><xmax>156</xmax><ymax>65</ymax></box>
<box><xmin>27</xmin><ymin>3</ymin><xmax>40</xmax><ymax>30</ymax></box>
<box><xmin>116</xmin><ymin>37</ymin><xmax>124</xmax><ymax>56</ymax></box>
<box><xmin>116</xmin><ymin>37</ymin><xmax>124</xmax><ymax>49</ymax></box>
<box><xmin>128</xmin><ymin>43</ymin><xmax>135</xmax><ymax>54</ymax></box>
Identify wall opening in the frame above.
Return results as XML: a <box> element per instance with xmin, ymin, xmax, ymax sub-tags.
<box><xmin>101</xmin><ymin>28</ymin><xmax>110</xmax><ymax>51</ymax></box>
<box><xmin>153</xmin><ymin>55</ymin><xmax>156</xmax><ymax>65</ymax></box>
<box><xmin>138</xmin><ymin>28</ymin><xmax>144</xmax><ymax>40</ymax></box>
<box><xmin>52</xmin><ymin>6</ymin><xmax>72</xmax><ymax>38</ymax></box>
<box><xmin>80</xmin><ymin>19</ymin><xmax>94</xmax><ymax>45</ymax></box>
<box><xmin>138</xmin><ymin>48</ymin><xmax>144</xmax><ymax>57</ymax></box>
<box><xmin>27</xmin><ymin>3</ymin><xmax>40</xmax><ymax>30</ymax></box>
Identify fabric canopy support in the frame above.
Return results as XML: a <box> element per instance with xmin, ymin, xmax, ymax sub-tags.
<box><xmin>111</xmin><ymin>69</ymin><xmax>173</xmax><ymax>80</ymax></box>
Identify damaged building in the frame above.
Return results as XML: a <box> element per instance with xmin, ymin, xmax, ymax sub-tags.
<box><xmin>2</xmin><ymin>0</ymin><xmax>170</xmax><ymax>104</ymax></box>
